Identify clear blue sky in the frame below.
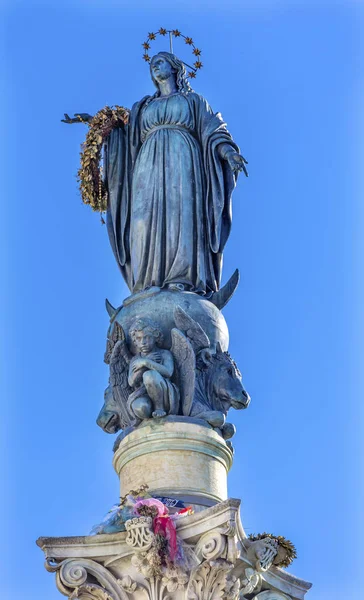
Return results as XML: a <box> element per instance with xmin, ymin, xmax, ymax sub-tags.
<box><xmin>2</xmin><ymin>1</ymin><xmax>363</xmax><ymax>599</ymax></box>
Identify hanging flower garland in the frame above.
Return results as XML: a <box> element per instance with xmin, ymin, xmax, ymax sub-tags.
<box><xmin>77</xmin><ymin>105</ymin><xmax>129</xmax><ymax>213</ymax></box>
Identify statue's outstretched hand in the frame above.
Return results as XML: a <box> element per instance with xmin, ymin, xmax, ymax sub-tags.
<box><xmin>61</xmin><ymin>113</ymin><xmax>93</xmax><ymax>124</ymax></box>
<box><xmin>227</xmin><ymin>152</ymin><xmax>249</xmax><ymax>177</ymax></box>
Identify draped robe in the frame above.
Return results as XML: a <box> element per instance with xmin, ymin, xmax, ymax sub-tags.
<box><xmin>105</xmin><ymin>92</ymin><xmax>239</xmax><ymax>294</ymax></box>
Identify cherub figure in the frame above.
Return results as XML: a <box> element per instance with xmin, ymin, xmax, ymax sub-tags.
<box><xmin>128</xmin><ymin>319</ymin><xmax>179</xmax><ymax>419</ymax></box>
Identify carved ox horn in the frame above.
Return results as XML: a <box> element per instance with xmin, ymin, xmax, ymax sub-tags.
<box><xmin>105</xmin><ymin>298</ymin><xmax>117</xmax><ymax>320</ymax></box>
<box><xmin>210</xmin><ymin>269</ymin><xmax>240</xmax><ymax>310</ymax></box>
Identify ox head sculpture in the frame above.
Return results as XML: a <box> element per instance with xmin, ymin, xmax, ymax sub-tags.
<box><xmin>96</xmin><ymin>386</ymin><xmax>123</xmax><ymax>434</ymax></box>
<box><xmin>211</xmin><ymin>343</ymin><xmax>251</xmax><ymax>411</ymax></box>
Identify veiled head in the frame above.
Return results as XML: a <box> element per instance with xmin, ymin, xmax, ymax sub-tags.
<box><xmin>150</xmin><ymin>52</ymin><xmax>192</xmax><ymax>94</ymax></box>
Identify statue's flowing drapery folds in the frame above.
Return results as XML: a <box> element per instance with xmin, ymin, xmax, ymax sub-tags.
<box><xmin>105</xmin><ymin>92</ymin><xmax>239</xmax><ymax>294</ymax></box>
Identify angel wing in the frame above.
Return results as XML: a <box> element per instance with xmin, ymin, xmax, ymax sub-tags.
<box><xmin>104</xmin><ymin>321</ymin><xmax>131</xmax><ymax>364</ymax></box>
<box><xmin>171</xmin><ymin>328</ymin><xmax>196</xmax><ymax>417</ymax></box>
<box><xmin>174</xmin><ymin>306</ymin><xmax>210</xmax><ymax>354</ymax></box>
<box><xmin>107</xmin><ymin>323</ymin><xmax>135</xmax><ymax>429</ymax></box>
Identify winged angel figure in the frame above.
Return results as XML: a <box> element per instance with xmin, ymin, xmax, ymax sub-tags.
<box><xmin>97</xmin><ymin>307</ymin><xmax>250</xmax><ymax>439</ymax></box>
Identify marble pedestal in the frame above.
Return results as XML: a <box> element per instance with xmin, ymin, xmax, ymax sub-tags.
<box><xmin>113</xmin><ymin>419</ymin><xmax>233</xmax><ymax>508</ymax></box>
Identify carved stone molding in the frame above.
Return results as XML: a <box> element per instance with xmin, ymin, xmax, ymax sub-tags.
<box><xmin>253</xmin><ymin>592</ymin><xmax>292</xmax><ymax>600</ymax></box>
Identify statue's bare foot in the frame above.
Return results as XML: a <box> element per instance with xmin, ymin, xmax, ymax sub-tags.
<box><xmin>152</xmin><ymin>409</ymin><xmax>167</xmax><ymax>418</ymax></box>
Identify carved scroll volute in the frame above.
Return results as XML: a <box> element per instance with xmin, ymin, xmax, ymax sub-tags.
<box><xmin>125</xmin><ymin>516</ymin><xmax>154</xmax><ymax>552</ymax></box>
<box><xmin>46</xmin><ymin>558</ymin><xmax>129</xmax><ymax>600</ymax></box>
<box><xmin>195</xmin><ymin>530</ymin><xmax>227</xmax><ymax>562</ymax></box>
<box><xmin>195</xmin><ymin>518</ymin><xmax>238</xmax><ymax>565</ymax></box>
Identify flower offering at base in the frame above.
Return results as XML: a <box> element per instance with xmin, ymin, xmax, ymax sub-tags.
<box><xmin>90</xmin><ymin>486</ymin><xmax>194</xmax><ymax>553</ymax></box>
<box><xmin>133</xmin><ymin>498</ymin><xmax>194</xmax><ymax>567</ymax></box>
<box><xmin>90</xmin><ymin>485</ymin><xmax>151</xmax><ymax>535</ymax></box>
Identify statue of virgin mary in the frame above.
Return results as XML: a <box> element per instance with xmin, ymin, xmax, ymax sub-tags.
<box><xmin>104</xmin><ymin>52</ymin><xmax>247</xmax><ymax>296</ymax></box>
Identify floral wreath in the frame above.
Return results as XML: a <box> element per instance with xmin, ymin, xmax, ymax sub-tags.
<box><xmin>248</xmin><ymin>533</ymin><xmax>297</xmax><ymax>568</ymax></box>
<box><xmin>77</xmin><ymin>105</ymin><xmax>129</xmax><ymax>215</ymax></box>
<box><xmin>142</xmin><ymin>28</ymin><xmax>202</xmax><ymax>79</ymax></box>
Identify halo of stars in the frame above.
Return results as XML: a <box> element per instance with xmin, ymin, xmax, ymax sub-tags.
<box><xmin>142</xmin><ymin>28</ymin><xmax>203</xmax><ymax>79</ymax></box>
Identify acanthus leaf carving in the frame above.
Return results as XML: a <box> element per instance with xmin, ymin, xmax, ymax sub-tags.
<box><xmin>119</xmin><ymin>570</ymin><xmax>183</xmax><ymax>600</ymax></box>
<box><xmin>69</xmin><ymin>584</ymin><xmax>114</xmax><ymax>600</ymax></box>
<box><xmin>187</xmin><ymin>559</ymin><xmax>240</xmax><ymax>600</ymax></box>
<box><xmin>162</xmin><ymin>567</ymin><xmax>189</xmax><ymax>592</ymax></box>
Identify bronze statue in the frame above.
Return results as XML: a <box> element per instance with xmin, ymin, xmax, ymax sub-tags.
<box><xmin>63</xmin><ymin>51</ymin><xmax>247</xmax><ymax>296</ymax></box>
